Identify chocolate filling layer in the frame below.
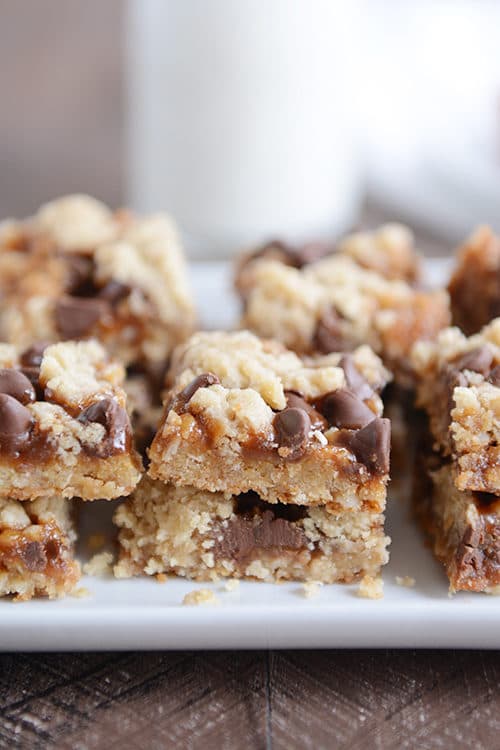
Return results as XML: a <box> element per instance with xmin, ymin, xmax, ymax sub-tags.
<box><xmin>214</xmin><ymin>492</ymin><xmax>308</xmax><ymax>562</ymax></box>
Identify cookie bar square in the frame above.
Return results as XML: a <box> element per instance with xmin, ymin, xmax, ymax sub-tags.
<box><xmin>0</xmin><ymin>340</ymin><xmax>142</xmax><ymax>500</ymax></box>
<box><xmin>114</xmin><ymin>478</ymin><xmax>390</xmax><ymax>584</ymax></box>
<box><xmin>0</xmin><ymin>496</ymin><xmax>80</xmax><ymax>600</ymax></box>
<box><xmin>413</xmin><ymin>319</ymin><xmax>500</xmax><ymax>493</ymax></box>
<box><xmin>0</xmin><ymin>194</ymin><xmax>195</xmax><ymax>372</ymax></box>
<box><xmin>236</xmin><ymin>227</ymin><xmax>449</xmax><ymax>386</ymax></box>
<box><xmin>148</xmin><ymin>331</ymin><xmax>391</xmax><ymax>510</ymax></box>
<box><xmin>449</xmin><ymin>226</ymin><xmax>500</xmax><ymax>335</ymax></box>
<box><xmin>414</xmin><ymin>447</ymin><xmax>500</xmax><ymax>594</ymax></box>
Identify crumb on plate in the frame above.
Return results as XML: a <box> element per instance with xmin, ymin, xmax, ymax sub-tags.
<box><xmin>357</xmin><ymin>575</ymin><xmax>384</xmax><ymax>599</ymax></box>
<box><xmin>395</xmin><ymin>575</ymin><xmax>416</xmax><ymax>588</ymax></box>
<box><xmin>301</xmin><ymin>581</ymin><xmax>323</xmax><ymax>599</ymax></box>
<box><xmin>182</xmin><ymin>589</ymin><xmax>220</xmax><ymax>606</ymax></box>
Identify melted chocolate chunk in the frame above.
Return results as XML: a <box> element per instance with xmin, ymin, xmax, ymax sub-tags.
<box><xmin>20</xmin><ymin>367</ymin><xmax>44</xmax><ymax>401</ymax></box>
<box><xmin>273</xmin><ymin>407</ymin><xmax>311</xmax><ymax>459</ymax></box>
<box><xmin>98</xmin><ymin>280</ymin><xmax>131</xmax><ymax>304</ymax></box>
<box><xmin>313</xmin><ymin>308</ymin><xmax>345</xmax><ymax>354</ymax></box>
<box><xmin>20</xmin><ymin>342</ymin><xmax>48</xmax><ymax>368</ymax></box>
<box><xmin>215</xmin><ymin>509</ymin><xmax>307</xmax><ymax>561</ymax></box>
<box><xmin>20</xmin><ymin>540</ymin><xmax>47</xmax><ymax>572</ymax></box>
<box><xmin>0</xmin><ymin>394</ymin><xmax>33</xmax><ymax>451</ymax></box>
<box><xmin>55</xmin><ymin>296</ymin><xmax>110</xmax><ymax>339</ymax></box>
<box><xmin>175</xmin><ymin>372</ymin><xmax>221</xmax><ymax>412</ymax></box>
<box><xmin>487</xmin><ymin>365</ymin><xmax>500</xmax><ymax>386</ymax></box>
<box><xmin>65</xmin><ymin>255</ymin><xmax>96</xmax><ymax>296</ymax></box>
<box><xmin>452</xmin><ymin>346</ymin><xmax>493</xmax><ymax>375</ymax></box>
<box><xmin>338</xmin><ymin>417</ymin><xmax>390</xmax><ymax>475</ymax></box>
<box><xmin>77</xmin><ymin>398</ymin><xmax>130</xmax><ymax>456</ymax></box>
<box><xmin>339</xmin><ymin>354</ymin><xmax>373</xmax><ymax>400</ymax></box>
<box><xmin>318</xmin><ymin>388</ymin><xmax>375</xmax><ymax>430</ymax></box>
<box><xmin>284</xmin><ymin>391</ymin><xmax>327</xmax><ymax>431</ymax></box>
<box><xmin>0</xmin><ymin>369</ymin><xmax>36</xmax><ymax>405</ymax></box>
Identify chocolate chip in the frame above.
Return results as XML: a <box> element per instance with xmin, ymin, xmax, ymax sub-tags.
<box><xmin>20</xmin><ymin>367</ymin><xmax>44</xmax><ymax>401</ymax></box>
<box><xmin>453</xmin><ymin>346</ymin><xmax>493</xmax><ymax>375</ymax></box>
<box><xmin>0</xmin><ymin>369</ymin><xmax>36</xmax><ymax>405</ymax></box>
<box><xmin>215</xmin><ymin>509</ymin><xmax>307</xmax><ymax>561</ymax></box>
<box><xmin>339</xmin><ymin>354</ymin><xmax>373</xmax><ymax>400</ymax></box>
<box><xmin>285</xmin><ymin>391</ymin><xmax>327</xmax><ymax>431</ymax></box>
<box><xmin>98</xmin><ymin>280</ymin><xmax>131</xmax><ymax>304</ymax></box>
<box><xmin>20</xmin><ymin>541</ymin><xmax>47</xmax><ymax>571</ymax></box>
<box><xmin>339</xmin><ymin>417</ymin><xmax>390</xmax><ymax>474</ymax></box>
<box><xmin>55</xmin><ymin>296</ymin><xmax>110</xmax><ymax>339</ymax></box>
<box><xmin>65</xmin><ymin>255</ymin><xmax>96</xmax><ymax>295</ymax></box>
<box><xmin>78</xmin><ymin>398</ymin><xmax>130</xmax><ymax>456</ymax></box>
<box><xmin>175</xmin><ymin>372</ymin><xmax>221</xmax><ymax>412</ymax></box>
<box><xmin>273</xmin><ymin>407</ymin><xmax>311</xmax><ymax>459</ymax></box>
<box><xmin>313</xmin><ymin>308</ymin><xmax>345</xmax><ymax>354</ymax></box>
<box><xmin>20</xmin><ymin>342</ymin><xmax>48</xmax><ymax>368</ymax></box>
<box><xmin>318</xmin><ymin>388</ymin><xmax>375</xmax><ymax>429</ymax></box>
<box><xmin>488</xmin><ymin>365</ymin><xmax>500</xmax><ymax>386</ymax></box>
<box><xmin>0</xmin><ymin>394</ymin><xmax>33</xmax><ymax>449</ymax></box>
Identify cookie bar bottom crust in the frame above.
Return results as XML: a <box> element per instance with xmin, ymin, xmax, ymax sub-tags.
<box><xmin>0</xmin><ymin>497</ymin><xmax>80</xmax><ymax>600</ymax></box>
<box><xmin>0</xmin><ymin>453</ymin><xmax>142</xmax><ymax>501</ymax></box>
<box><xmin>148</xmin><ymin>441</ymin><xmax>387</xmax><ymax>512</ymax></box>
<box><xmin>414</xmin><ymin>451</ymin><xmax>500</xmax><ymax>593</ymax></box>
<box><xmin>114</xmin><ymin>478</ymin><xmax>389</xmax><ymax>584</ymax></box>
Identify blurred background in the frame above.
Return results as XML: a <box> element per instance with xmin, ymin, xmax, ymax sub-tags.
<box><xmin>1</xmin><ymin>0</ymin><xmax>499</xmax><ymax>257</ymax></box>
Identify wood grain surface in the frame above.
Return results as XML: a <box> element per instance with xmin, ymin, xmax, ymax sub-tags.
<box><xmin>0</xmin><ymin>650</ymin><xmax>499</xmax><ymax>749</ymax></box>
<box><xmin>0</xmin><ymin>5</ymin><xmax>498</xmax><ymax>749</ymax></box>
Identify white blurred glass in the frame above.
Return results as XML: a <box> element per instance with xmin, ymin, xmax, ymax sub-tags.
<box><xmin>126</xmin><ymin>0</ymin><xmax>362</xmax><ymax>258</ymax></box>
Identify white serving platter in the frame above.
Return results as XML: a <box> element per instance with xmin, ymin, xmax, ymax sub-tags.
<box><xmin>1</xmin><ymin>258</ymin><xmax>499</xmax><ymax>651</ymax></box>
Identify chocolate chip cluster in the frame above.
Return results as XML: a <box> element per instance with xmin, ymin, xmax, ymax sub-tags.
<box><xmin>173</xmin><ymin>354</ymin><xmax>390</xmax><ymax>476</ymax></box>
<box><xmin>0</xmin><ymin>343</ymin><xmax>130</xmax><ymax>458</ymax></box>
<box><xmin>56</xmin><ymin>255</ymin><xmax>131</xmax><ymax>340</ymax></box>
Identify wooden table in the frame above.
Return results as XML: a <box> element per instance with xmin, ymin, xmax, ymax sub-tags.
<box><xmin>0</xmin><ymin>4</ymin><xmax>499</xmax><ymax>748</ymax></box>
<box><xmin>1</xmin><ymin>650</ymin><xmax>499</xmax><ymax>748</ymax></box>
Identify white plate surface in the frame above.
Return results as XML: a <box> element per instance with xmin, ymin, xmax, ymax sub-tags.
<box><xmin>1</xmin><ymin>258</ymin><xmax>499</xmax><ymax>651</ymax></box>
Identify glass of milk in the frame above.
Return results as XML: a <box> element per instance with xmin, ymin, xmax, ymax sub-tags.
<box><xmin>126</xmin><ymin>0</ymin><xmax>362</xmax><ymax>258</ymax></box>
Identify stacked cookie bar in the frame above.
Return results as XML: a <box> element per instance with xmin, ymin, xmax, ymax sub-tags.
<box><xmin>0</xmin><ymin>340</ymin><xmax>142</xmax><ymax>599</ymax></box>
<box><xmin>236</xmin><ymin>224</ymin><xmax>450</xmax><ymax>386</ymax></box>
<box><xmin>115</xmin><ymin>331</ymin><xmax>391</xmax><ymax>584</ymax></box>
<box><xmin>412</xmin><ymin>321</ymin><xmax>500</xmax><ymax>592</ymax></box>
<box><xmin>0</xmin><ymin>194</ymin><xmax>196</xmax><ymax>457</ymax></box>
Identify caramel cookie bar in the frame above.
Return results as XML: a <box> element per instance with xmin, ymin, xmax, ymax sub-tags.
<box><xmin>236</xmin><ymin>228</ymin><xmax>449</xmax><ymax>386</ymax></box>
<box><xmin>0</xmin><ymin>194</ymin><xmax>195</xmax><ymax>372</ymax></box>
<box><xmin>449</xmin><ymin>226</ymin><xmax>500</xmax><ymax>335</ymax></box>
<box><xmin>236</xmin><ymin>223</ymin><xmax>421</xmax><ymax>298</ymax></box>
<box><xmin>413</xmin><ymin>319</ymin><xmax>500</xmax><ymax>493</ymax></box>
<box><xmin>114</xmin><ymin>478</ymin><xmax>390</xmax><ymax>584</ymax></box>
<box><xmin>414</xmin><ymin>447</ymin><xmax>500</xmax><ymax>593</ymax></box>
<box><xmin>0</xmin><ymin>340</ymin><xmax>142</xmax><ymax>500</ymax></box>
<box><xmin>0</xmin><ymin>496</ymin><xmax>80</xmax><ymax>600</ymax></box>
<box><xmin>149</xmin><ymin>331</ymin><xmax>391</xmax><ymax>510</ymax></box>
